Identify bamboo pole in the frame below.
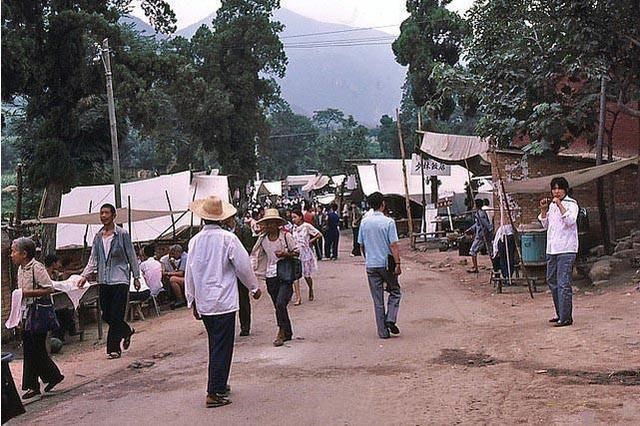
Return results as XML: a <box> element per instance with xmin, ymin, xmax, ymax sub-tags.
<box><xmin>165</xmin><ymin>190</ymin><xmax>176</xmax><ymax>240</ymax></box>
<box><xmin>396</xmin><ymin>108</ymin><xmax>414</xmax><ymax>248</ymax></box>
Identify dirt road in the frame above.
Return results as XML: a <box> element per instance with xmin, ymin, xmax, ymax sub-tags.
<box><xmin>9</xmin><ymin>234</ymin><xmax>640</xmax><ymax>425</ymax></box>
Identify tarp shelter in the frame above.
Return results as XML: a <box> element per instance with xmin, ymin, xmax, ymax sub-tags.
<box><xmin>331</xmin><ymin>175</ymin><xmax>346</xmax><ymax>187</ymax></box>
<box><xmin>286</xmin><ymin>175</ymin><xmax>315</xmax><ymax>187</ymax></box>
<box><xmin>301</xmin><ymin>175</ymin><xmax>330</xmax><ymax>192</ymax></box>
<box><xmin>503</xmin><ymin>156</ymin><xmax>639</xmax><ymax>194</ymax></box>
<box><xmin>258</xmin><ymin>181</ymin><xmax>283</xmax><ymax>196</ymax></box>
<box><xmin>418</xmin><ymin>131</ymin><xmax>491</xmax><ymax>175</ymax></box>
<box><xmin>40</xmin><ymin>209</ymin><xmax>177</xmax><ymax>225</ymax></box>
<box><xmin>356</xmin><ymin>159</ymin><xmax>471</xmax><ymax>204</ymax></box>
<box><xmin>55</xmin><ymin>171</ymin><xmax>230</xmax><ymax>249</ymax></box>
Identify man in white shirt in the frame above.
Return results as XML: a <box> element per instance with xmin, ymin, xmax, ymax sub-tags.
<box><xmin>538</xmin><ymin>177</ymin><xmax>579</xmax><ymax>327</ymax></box>
<box><xmin>138</xmin><ymin>245</ymin><xmax>163</xmax><ymax>297</ymax></box>
<box><xmin>185</xmin><ymin>196</ymin><xmax>262</xmax><ymax>408</ymax></box>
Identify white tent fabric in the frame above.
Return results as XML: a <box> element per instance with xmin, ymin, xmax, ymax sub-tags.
<box><xmin>301</xmin><ymin>175</ymin><xmax>330</xmax><ymax>192</ymax></box>
<box><xmin>316</xmin><ymin>194</ymin><xmax>336</xmax><ymax>205</ymax></box>
<box><xmin>259</xmin><ymin>181</ymin><xmax>282</xmax><ymax>196</ymax></box>
<box><xmin>503</xmin><ymin>156</ymin><xmax>639</xmax><ymax>194</ymax></box>
<box><xmin>55</xmin><ymin>171</ymin><xmax>231</xmax><ymax>249</ymax></box>
<box><xmin>346</xmin><ymin>174</ymin><xmax>358</xmax><ymax>190</ymax></box>
<box><xmin>356</xmin><ymin>160</ymin><xmax>472</xmax><ymax>204</ymax></box>
<box><xmin>41</xmin><ymin>208</ymin><xmax>177</xmax><ymax>225</ymax></box>
<box><xmin>286</xmin><ymin>175</ymin><xmax>315</xmax><ymax>187</ymax></box>
<box><xmin>331</xmin><ymin>175</ymin><xmax>346</xmax><ymax>187</ymax></box>
<box><xmin>418</xmin><ymin>131</ymin><xmax>490</xmax><ymax>162</ymax></box>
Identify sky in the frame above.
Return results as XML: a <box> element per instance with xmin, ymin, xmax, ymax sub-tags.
<box><xmin>132</xmin><ymin>0</ymin><xmax>474</xmax><ymax>35</ymax></box>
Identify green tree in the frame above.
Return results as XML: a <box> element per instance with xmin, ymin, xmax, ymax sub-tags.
<box><xmin>392</xmin><ymin>0</ymin><xmax>468</xmax><ymax>117</ymax></box>
<box><xmin>1</xmin><ymin>0</ymin><xmax>176</xmax><ymax>254</ymax></box>
<box><xmin>376</xmin><ymin>115</ymin><xmax>400</xmax><ymax>158</ymax></box>
<box><xmin>205</xmin><ymin>0</ymin><xmax>287</xmax><ymax>181</ymax></box>
<box><xmin>260</xmin><ymin>100</ymin><xmax>317</xmax><ymax>179</ymax></box>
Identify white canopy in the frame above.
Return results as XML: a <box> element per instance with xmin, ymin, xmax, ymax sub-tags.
<box><xmin>356</xmin><ymin>159</ymin><xmax>472</xmax><ymax>204</ymax></box>
<box><xmin>286</xmin><ymin>175</ymin><xmax>315</xmax><ymax>187</ymax></box>
<box><xmin>55</xmin><ymin>171</ymin><xmax>229</xmax><ymax>249</ymax></box>
<box><xmin>419</xmin><ymin>131</ymin><xmax>490</xmax><ymax>162</ymax></box>
<box><xmin>41</xmin><ymin>208</ymin><xmax>177</xmax><ymax>225</ymax></box>
<box><xmin>301</xmin><ymin>175</ymin><xmax>330</xmax><ymax>192</ymax></box>
<box><xmin>258</xmin><ymin>181</ymin><xmax>283</xmax><ymax>196</ymax></box>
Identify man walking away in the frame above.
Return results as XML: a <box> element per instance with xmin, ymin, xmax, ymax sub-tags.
<box><xmin>350</xmin><ymin>201</ymin><xmax>363</xmax><ymax>256</ymax></box>
<box><xmin>78</xmin><ymin>204</ymin><xmax>140</xmax><ymax>359</ymax></box>
<box><xmin>358</xmin><ymin>192</ymin><xmax>402</xmax><ymax>339</ymax></box>
<box><xmin>185</xmin><ymin>196</ymin><xmax>261</xmax><ymax>408</ymax></box>
<box><xmin>324</xmin><ymin>203</ymin><xmax>340</xmax><ymax>260</ymax></box>
<box><xmin>465</xmin><ymin>199</ymin><xmax>493</xmax><ymax>273</ymax></box>
<box><xmin>538</xmin><ymin>177</ymin><xmax>579</xmax><ymax>327</ymax></box>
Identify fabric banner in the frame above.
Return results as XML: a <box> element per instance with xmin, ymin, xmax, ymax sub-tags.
<box><xmin>503</xmin><ymin>156</ymin><xmax>639</xmax><ymax>194</ymax></box>
<box><xmin>419</xmin><ymin>131</ymin><xmax>490</xmax><ymax>162</ymax></box>
<box><xmin>410</xmin><ymin>153</ymin><xmax>451</xmax><ymax>176</ymax></box>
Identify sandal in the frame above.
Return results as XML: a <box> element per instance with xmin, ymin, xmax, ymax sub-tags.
<box><xmin>123</xmin><ymin>328</ymin><xmax>135</xmax><ymax>350</ymax></box>
<box><xmin>466</xmin><ymin>269</ymin><xmax>479</xmax><ymax>273</ymax></box>
<box><xmin>107</xmin><ymin>352</ymin><xmax>121</xmax><ymax>359</ymax></box>
<box><xmin>293</xmin><ymin>299</ymin><xmax>302</xmax><ymax>306</ymax></box>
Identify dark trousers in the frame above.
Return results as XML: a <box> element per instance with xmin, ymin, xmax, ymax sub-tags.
<box><xmin>237</xmin><ymin>281</ymin><xmax>251</xmax><ymax>333</ymax></box>
<box><xmin>51</xmin><ymin>308</ymin><xmax>77</xmax><ymax>341</ymax></box>
<box><xmin>202</xmin><ymin>312</ymin><xmax>235</xmax><ymax>395</ymax></box>
<box><xmin>351</xmin><ymin>226</ymin><xmax>361</xmax><ymax>256</ymax></box>
<box><xmin>99</xmin><ymin>284</ymin><xmax>131</xmax><ymax>354</ymax></box>
<box><xmin>314</xmin><ymin>236</ymin><xmax>324</xmax><ymax>260</ymax></box>
<box><xmin>324</xmin><ymin>231</ymin><xmax>340</xmax><ymax>259</ymax></box>
<box><xmin>266</xmin><ymin>277</ymin><xmax>293</xmax><ymax>337</ymax></box>
<box><xmin>129</xmin><ymin>289</ymin><xmax>151</xmax><ymax>302</ymax></box>
<box><xmin>22</xmin><ymin>331</ymin><xmax>62</xmax><ymax>391</ymax></box>
<box><xmin>547</xmin><ymin>253</ymin><xmax>576</xmax><ymax>323</ymax></box>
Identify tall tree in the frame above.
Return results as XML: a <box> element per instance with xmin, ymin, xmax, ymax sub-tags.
<box><xmin>206</xmin><ymin>0</ymin><xmax>287</xmax><ymax>181</ymax></box>
<box><xmin>1</xmin><ymin>0</ymin><xmax>176</xmax><ymax>254</ymax></box>
<box><xmin>392</xmin><ymin>0</ymin><xmax>468</xmax><ymax>117</ymax></box>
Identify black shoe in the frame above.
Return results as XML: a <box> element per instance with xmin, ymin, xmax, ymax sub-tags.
<box><xmin>239</xmin><ymin>330</ymin><xmax>250</xmax><ymax>337</ymax></box>
<box><xmin>385</xmin><ymin>322</ymin><xmax>400</xmax><ymax>335</ymax></box>
<box><xmin>123</xmin><ymin>328</ymin><xmax>135</xmax><ymax>350</ymax></box>
<box><xmin>548</xmin><ymin>317</ymin><xmax>559</xmax><ymax>323</ymax></box>
<box><xmin>283</xmin><ymin>334</ymin><xmax>293</xmax><ymax>342</ymax></box>
<box><xmin>22</xmin><ymin>389</ymin><xmax>41</xmax><ymax>400</ymax></box>
<box><xmin>553</xmin><ymin>319</ymin><xmax>573</xmax><ymax>327</ymax></box>
<box><xmin>44</xmin><ymin>375</ymin><xmax>64</xmax><ymax>392</ymax></box>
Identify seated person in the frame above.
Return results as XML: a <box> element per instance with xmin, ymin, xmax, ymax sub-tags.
<box><xmin>139</xmin><ymin>245</ymin><xmax>163</xmax><ymax>297</ymax></box>
<box><xmin>160</xmin><ymin>244</ymin><xmax>188</xmax><ymax>309</ymax></box>
<box><xmin>44</xmin><ymin>254</ymin><xmax>79</xmax><ymax>341</ymax></box>
<box><xmin>129</xmin><ymin>274</ymin><xmax>151</xmax><ymax>302</ymax></box>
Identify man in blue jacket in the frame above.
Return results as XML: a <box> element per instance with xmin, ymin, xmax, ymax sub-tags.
<box><xmin>78</xmin><ymin>203</ymin><xmax>140</xmax><ymax>359</ymax></box>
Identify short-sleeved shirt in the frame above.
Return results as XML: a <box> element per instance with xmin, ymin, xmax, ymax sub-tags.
<box><xmin>160</xmin><ymin>253</ymin><xmax>188</xmax><ymax>273</ymax></box>
<box><xmin>139</xmin><ymin>258</ymin><xmax>163</xmax><ymax>296</ymax></box>
<box><xmin>17</xmin><ymin>259</ymin><xmax>53</xmax><ymax>311</ymax></box>
<box><xmin>358</xmin><ymin>211</ymin><xmax>399</xmax><ymax>268</ymax></box>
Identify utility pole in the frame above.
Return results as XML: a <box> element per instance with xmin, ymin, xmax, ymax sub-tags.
<box><xmin>396</xmin><ymin>108</ymin><xmax>414</xmax><ymax>248</ymax></box>
<box><xmin>101</xmin><ymin>38</ymin><xmax>122</xmax><ymax>208</ymax></box>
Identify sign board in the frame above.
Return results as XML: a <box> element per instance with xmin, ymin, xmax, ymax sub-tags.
<box><xmin>410</xmin><ymin>154</ymin><xmax>451</xmax><ymax>176</ymax></box>
<box><xmin>437</xmin><ymin>198</ymin><xmax>454</xmax><ymax>208</ymax></box>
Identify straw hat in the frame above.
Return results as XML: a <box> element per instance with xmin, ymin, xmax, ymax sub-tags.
<box><xmin>189</xmin><ymin>196</ymin><xmax>237</xmax><ymax>221</ymax></box>
<box><xmin>256</xmin><ymin>208</ymin><xmax>286</xmax><ymax>225</ymax></box>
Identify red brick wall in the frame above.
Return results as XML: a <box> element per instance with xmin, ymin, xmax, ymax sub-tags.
<box><xmin>492</xmin><ymin>151</ymin><xmax>640</xmax><ymax>247</ymax></box>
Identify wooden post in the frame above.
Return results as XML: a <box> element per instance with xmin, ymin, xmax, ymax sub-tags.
<box><xmin>396</xmin><ymin>108</ymin><xmax>414</xmax><ymax>247</ymax></box>
<box><xmin>102</xmin><ymin>38</ymin><xmax>122</xmax><ymax>208</ymax></box>
<box><xmin>596</xmin><ymin>76</ymin><xmax>612</xmax><ymax>254</ymax></box>
<box><xmin>165</xmin><ymin>190</ymin><xmax>176</xmax><ymax>240</ymax></box>
<box><xmin>82</xmin><ymin>201</ymin><xmax>93</xmax><ymax>263</ymax></box>
<box><xmin>15</xmin><ymin>163</ymin><xmax>23</xmax><ymax>226</ymax></box>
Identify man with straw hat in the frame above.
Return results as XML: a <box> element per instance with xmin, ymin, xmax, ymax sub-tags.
<box><xmin>250</xmin><ymin>208</ymin><xmax>299</xmax><ymax>347</ymax></box>
<box><xmin>185</xmin><ymin>196</ymin><xmax>262</xmax><ymax>408</ymax></box>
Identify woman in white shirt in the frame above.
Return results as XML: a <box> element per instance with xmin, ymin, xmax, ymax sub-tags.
<box><xmin>538</xmin><ymin>176</ymin><xmax>579</xmax><ymax>328</ymax></box>
<box><xmin>291</xmin><ymin>209</ymin><xmax>323</xmax><ymax>305</ymax></box>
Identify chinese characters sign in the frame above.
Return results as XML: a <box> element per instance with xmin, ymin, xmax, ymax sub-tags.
<box><xmin>410</xmin><ymin>154</ymin><xmax>451</xmax><ymax>176</ymax></box>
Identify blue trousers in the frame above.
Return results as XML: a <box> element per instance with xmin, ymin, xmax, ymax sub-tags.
<box><xmin>546</xmin><ymin>253</ymin><xmax>576</xmax><ymax>322</ymax></box>
<box><xmin>202</xmin><ymin>312</ymin><xmax>236</xmax><ymax>395</ymax></box>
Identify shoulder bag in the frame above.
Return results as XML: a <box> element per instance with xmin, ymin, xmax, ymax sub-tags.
<box><xmin>24</xmin><ymin>269</ymin><xmax>60</xmax><ymax>334</ymax></box>
<box><xmin>276</xmin><ymin>234</ymin><xmax>302</xmax><ymax>282</ymax></box>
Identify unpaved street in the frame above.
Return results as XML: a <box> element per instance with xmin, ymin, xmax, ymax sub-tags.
<box><xmin>9</xmin><ymin>234</ymin><xmax>640</xmax><ymax>425</ymax></box>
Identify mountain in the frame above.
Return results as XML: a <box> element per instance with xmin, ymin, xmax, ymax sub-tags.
<box><xmin>120</xmin><ymin>15</ymin><xmax>169</xmax><ymax>40</ymax></box>
<box><xmin>131</xmin><ymin>9</ymin><xmax>407</xmax><ymax>126</ymax></box>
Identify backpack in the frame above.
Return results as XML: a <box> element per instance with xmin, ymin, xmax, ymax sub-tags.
<box><xmin>577</xmin><ymin>207</ymin><xmax>589</xmax><ymax>232</ymax></box>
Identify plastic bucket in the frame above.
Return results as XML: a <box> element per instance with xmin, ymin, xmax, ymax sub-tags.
<box><xmin>520</xmin><ymin>231</ymin><xmax>547</xmax><ymax>264</ymax></box>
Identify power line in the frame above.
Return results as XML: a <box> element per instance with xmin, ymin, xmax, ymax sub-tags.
<box><xmin>281</xmin><ymin>23</ymin><xmax>402</xmax><ymax>39</ymax></box>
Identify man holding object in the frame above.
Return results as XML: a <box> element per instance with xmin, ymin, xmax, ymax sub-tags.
<box><xmin>358</xmin><ymin>192</ymin><xmax>402</xmax><ymax>339</ymax></box>
<box><xmin>185</xmin><ymin>196</ymin><xmax>261</xmax><ymax>408</ymax></box>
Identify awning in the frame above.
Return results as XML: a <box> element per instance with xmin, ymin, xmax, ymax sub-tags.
<box><xmin>39</xmin><ymin>208</ymin><xmax>180</xmax><ymax>225</ymax></box>
<box><xmin>503</xmin><ymin>156</ymin><xmax>639</xmax><ymax>194</ymax></box>
<box><xmin>419</xmin><ymin>131</ymin><xmax>490</xmax><ymax>162</ymax></box>
<box><xmin>316</xmin><ymin>194</ymin><xmax>336</xmax><ymax>205</ymax></box>
<box><xmin>259</xmin><ymin>181</ymin><xmax>282</xmax><ymax>196</ymax></box>
<box><xmin>286</xmin><ymin>175</ymin><xmax>316</xmax><ymax>187</ymax></box>
<box><xmin>331</xmin><ymin>175</ymin><xmax>346</xmax><ymax>187</ymax></box>
<box><xmin>301</xmin><ymin>175</ymin><xmax>330</xmax><ymax>192</ymax></box>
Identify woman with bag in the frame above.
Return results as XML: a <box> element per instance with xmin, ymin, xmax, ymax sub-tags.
<box><xmin>290</xmin><ymin>209</ymin><xmax>322</xmax><ymax>305</ymax></box>
<box><xmin>250</xmin><ymin>209</ymin><xmax>300</xmax><ymax>347</ymax></box>
<box><xmin>10</xmin><ymin>237</ymin><xmax>64</xmax><ymax>400</ymax></box>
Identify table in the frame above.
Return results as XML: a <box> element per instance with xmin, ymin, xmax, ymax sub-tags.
<box><xmin>52</xmin><ymin>284</ymin><xmax>102</xmax><ymax>340</ymax></box>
